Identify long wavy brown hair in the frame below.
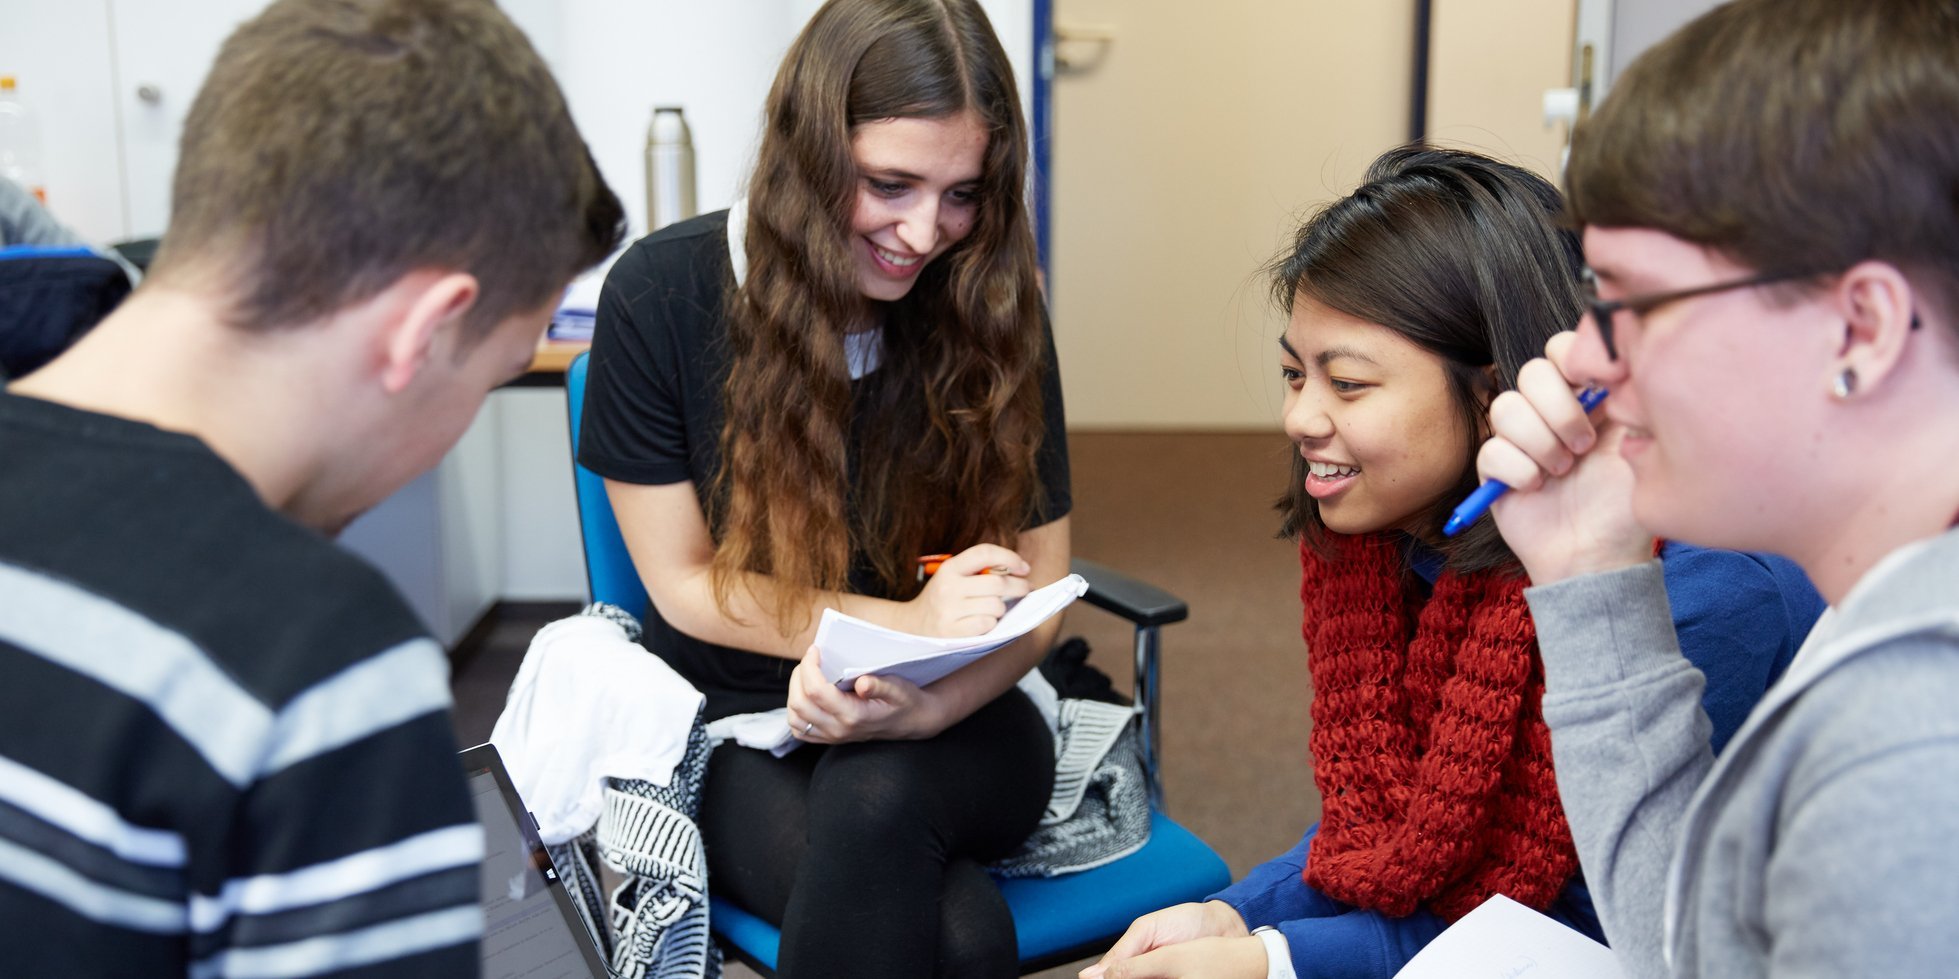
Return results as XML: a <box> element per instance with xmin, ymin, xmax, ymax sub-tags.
<box><xmin>712</xmin><ymin>0</ymin><xmax>1048</xmax><ymax>632</ymax></box>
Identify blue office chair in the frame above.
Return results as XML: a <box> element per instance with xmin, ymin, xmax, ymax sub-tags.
<box><xmin>565</xmin><ymin>351</ymin><xmax>1232</xmax><ymax>974</ymax></box>
<box><xmin>0</xmin><ymin>244</ymin><xmax>131</xmax><ymax>379</ymax></box>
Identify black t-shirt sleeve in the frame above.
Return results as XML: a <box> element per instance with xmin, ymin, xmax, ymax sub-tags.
<box><xmin>1032</xmin><ymin>305</ymin><xmax>1073</xmax><ymax>526</ymax></box>
<box><xmin>578</xmin><ymin>236</ymin><xmax>705</xmax><ymax>486</ymax></box>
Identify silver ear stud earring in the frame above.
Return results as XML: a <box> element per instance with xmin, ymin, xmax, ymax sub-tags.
<box><xmin>1833</xmin><ymin>368</ymin><xmax>1859</xmax><ymax>400</ymax></box>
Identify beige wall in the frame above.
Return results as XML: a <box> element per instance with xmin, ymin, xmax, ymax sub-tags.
<box><xmin>1426</xmin><ymin>0</ymin><xmax>1576</xmax><ymax>180</ymax></box>
<box><xmin>1051</xmin><ymin>0</ymin><xmax>1579</xmax><ymax>430</ymax></box>
<box><xmin>1050</xmin><ymin>0</ymin><xmax>1416</xmax><ymax>431</ymax></box>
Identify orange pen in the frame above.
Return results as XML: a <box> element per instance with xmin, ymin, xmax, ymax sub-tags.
<box><xmin>916</xmin><ymin>553</ymin><xmax>1012</xmax><ymax>581</ymax></box>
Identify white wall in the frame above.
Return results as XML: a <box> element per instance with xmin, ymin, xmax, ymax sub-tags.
<box><xmin>1608</xmin><ymin>0</ymin><xmax>1720</xmax><ymax>91</ymax></box>
<box><xmin>542</xmin><ymin>1</ymin><xmax>796</xmax><ymax>240</ymax></box>
<box><xmin>519</xmin><ymin>0</ymin><xmax>1030</xmax><ymax>248</ymax></box>
<box><xmin>109</xmin><ymin>1</ymin><xmax>266</xmax><ymax>238</ymax></box>
<box><xmin>494</xmin><ymin>388</ymin><xmax>585</xmax><ymax>602</ymax></box>
<box><xmin>0</xmin><ymin>0</ymin><xmax>1032</xmax><ymax>246</ymax></box>
<box><xmin>0</xmin><ymin>2</ymin><xmax>129</xmax><ymax>242</ymax></box>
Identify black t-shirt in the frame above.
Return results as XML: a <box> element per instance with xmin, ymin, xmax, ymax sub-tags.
<box><xmin>579</xmin><ymin>210</ymin><xmax>1072</xmax><ymax>720</ymax></box>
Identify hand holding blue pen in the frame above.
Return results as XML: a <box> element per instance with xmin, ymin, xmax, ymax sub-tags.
<box><xmin>1443</xmin><ymin>387</ymin><xmax>1609</xmax><ymax>537</ymax></box>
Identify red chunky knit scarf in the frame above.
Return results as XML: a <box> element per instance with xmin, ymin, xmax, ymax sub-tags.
<box><xmin>1300</xmin><ymin>533</ymin><xmax>1576</xmax><ymax>921</ymax></box>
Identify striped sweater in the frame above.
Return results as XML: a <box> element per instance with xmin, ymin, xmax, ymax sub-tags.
<box><xmin>0</xmin><ymin>391</ymin><xmax>483</xmax><ymax>977</ymax></box>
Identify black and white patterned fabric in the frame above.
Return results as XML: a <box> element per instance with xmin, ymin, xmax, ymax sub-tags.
<box><xmin>990</xmin><ymin>698</ymin><xmax>1153</xmax><ymax>878</ymax></box>
<box><xmin>547</xmin><ymin>606</ymin><xmax>720</xmax><ymax>979</ymax></box>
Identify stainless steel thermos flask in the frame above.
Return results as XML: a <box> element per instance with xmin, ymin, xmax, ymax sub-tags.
<box><xmin>645</xmin><ymin>106</ymin><xmax>697</xmax><ymax>233</ymax></box>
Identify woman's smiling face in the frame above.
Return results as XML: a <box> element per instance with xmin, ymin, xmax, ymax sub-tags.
<box><xmin>846</xmin><ymin>111</ymin><xmax>987</xmax><ymax>302</ymax></box>
<box><xmin>1280</xmin><ymin>294</ymin><xmax>1476</xmax><ymax>542</ymax></box>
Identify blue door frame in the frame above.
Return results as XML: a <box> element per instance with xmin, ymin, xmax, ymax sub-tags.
<box><xmin>1032</xmin><ymin>0</ymin><xmax>1053</xmax><ymax>282</ymax></box>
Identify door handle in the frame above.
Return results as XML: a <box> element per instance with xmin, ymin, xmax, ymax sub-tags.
<box><xmin>1053</xmin><ymin>23</ymin><xmax>1115</xmax><ymax>74</ymax></box>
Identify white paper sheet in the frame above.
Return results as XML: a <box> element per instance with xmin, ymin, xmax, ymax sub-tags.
<box><xmin>814</xmin><ymin>572</ymin><xmax>1088</xmax><ymax>688</ymax></box>
<box><xmin>1393</xmin><ymin>895</ymin><xmax>1626</xmax><ymax>979</ymax></box>
<box><xmin>753</xmin><ymin>573</ymin><xmax>1089</xmax><ymax>755</ymax></box>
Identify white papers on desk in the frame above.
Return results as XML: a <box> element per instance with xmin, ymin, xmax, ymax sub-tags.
<box><xmin>813</xmin><ymin>573</ymin><xmax>1088</xmax><ymax>689</ymax></box>
<box><xmin>1393</xmin><ymin>895</ymin><xmax>1625</xmax><ymax>979</ymax></box>
<box><xmin>548</xmin><ymin>252</ymin><xmax>619</xmax><ymax>341</ymax></box>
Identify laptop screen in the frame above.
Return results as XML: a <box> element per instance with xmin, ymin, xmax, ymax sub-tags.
<box><xmin>461</xmin><ymin>743</ymin><xmax>610</xmax><ymax>979</ymax></box>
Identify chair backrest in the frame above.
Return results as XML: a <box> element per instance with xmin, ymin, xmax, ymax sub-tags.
<box><xmin>0</xmin><ymin>245</ymin><xmax>131</xmax><ymax>378</ymax></box>
<box><xmin>565</xmin><ymin>351</ymin><xmax>650</xmax><ymax>619</ymax></box>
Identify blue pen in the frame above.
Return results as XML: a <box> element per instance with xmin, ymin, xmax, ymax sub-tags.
<box><xmin>1442</xmin><ymin>387</ymin><xmax>1609</xmax><ymax>537</ymax></box>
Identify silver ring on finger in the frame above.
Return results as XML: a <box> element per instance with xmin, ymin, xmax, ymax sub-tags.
<box><xmin>804</xmin><ymin>721</ymin><xmax>815</xmax><ymax>736</ymax></box>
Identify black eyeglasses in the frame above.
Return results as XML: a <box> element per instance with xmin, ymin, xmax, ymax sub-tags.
<box><xmin>1581</xmin><ymin>267</ymin><xmax>1826</xmax><ymax>361</ymax></box>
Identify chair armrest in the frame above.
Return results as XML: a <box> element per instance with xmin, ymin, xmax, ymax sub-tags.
<box><xmin>1069</xmin><ymin>558</ymin><xmax>1184</xmax><ymax>807</ymax></box>
<box><xmin>1071</xmin><ymin>558</ymin><xmax>1188</xmax><ymax>627</ymax></box>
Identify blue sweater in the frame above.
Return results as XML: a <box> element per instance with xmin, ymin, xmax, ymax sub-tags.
<box><xmin>1213</xmin><ymin>542</ymin><xmax>1824</xmax><ymax>979</ymax></box>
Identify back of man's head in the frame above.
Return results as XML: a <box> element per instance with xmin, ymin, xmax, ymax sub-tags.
<box><xmin>148</xmin><ymin>0</ymin><xmax>624</xmax><ymax>342</ymax></box>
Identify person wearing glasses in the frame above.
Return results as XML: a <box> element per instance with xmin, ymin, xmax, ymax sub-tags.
<box><xmin>1478</xmin><ymin>0</ymin><xmax>1959</xmax><ymax>975</ymax></box>
<box><xmin>1082</xmin><ymin>147</ymin><xmax>1821</xmax><ymax>979</ymax></box>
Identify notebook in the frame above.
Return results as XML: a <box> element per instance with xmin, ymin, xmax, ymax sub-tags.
<box><xmin>750</xmin><ymin>572</ymin><xmax>1090</xmax><ymax>754</ymax></box>
<box><xmin>813</xmin><ymin>572</ymin><xmax>1090</xmax><ymax>689</ymax></box>
<box><xmin>460</xmin><ymin>742</ymin><xmax>611</xmax><ymax>979</ymax></box>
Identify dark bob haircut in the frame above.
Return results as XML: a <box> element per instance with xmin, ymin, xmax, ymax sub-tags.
<box><xmin>1272</xmin><ymin>145</ymin><xmax>1583</xmax><ymax>572</ymax></box>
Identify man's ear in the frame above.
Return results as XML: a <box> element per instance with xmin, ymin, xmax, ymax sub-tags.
<box><xmin>379</xmin><ymin>272</ymin><xmax>480</xmax><ymax>394</ymax></box>
<box><xmin>1835</xmin><ymin>260</ymin><xmax>1916</xmax><ymax>397</ymax></box>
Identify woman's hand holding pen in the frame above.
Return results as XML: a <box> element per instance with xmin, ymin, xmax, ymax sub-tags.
<box><xmin>902</xmin><ymin>543</ymin><xmax>1032</xmax><ymax>638</ymax></box>
<box><xmin>1477</xmin><ymin>332</ymin><xmax>1654</xmax><ymax>585</ymax></box>
<box><xmin>789</xmin><ymin>544</ymin><xmax>1032</xmax><ymax>743</ymax></box>
<box><xmin>787</xmin><ymin>645</ymin><xmax>948</xmax><ymax>742</ymax></box>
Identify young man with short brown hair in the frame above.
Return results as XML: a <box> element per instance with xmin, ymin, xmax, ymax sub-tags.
<box><xmin>0</xmin><ymin>0</ymin><xmax>623</xmax><ymax>974</ymax></box>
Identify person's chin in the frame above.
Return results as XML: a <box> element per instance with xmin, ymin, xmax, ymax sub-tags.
<box><xmin>857</xmin><ymin>273</ymin><xmax>917</xmax><ymax>303</ymax></box>
<box><xmin>1317</xmin><ymin>503</ymin><xmax>1379</xmax><ymax>538</ymax></box>
<box><xmin>1630</xmin><ymin>478</ymin><xmax>1710</xmax><ymax>551</ymax></box>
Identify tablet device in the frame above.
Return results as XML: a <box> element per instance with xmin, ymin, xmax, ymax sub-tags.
<box><xmin>460</xmin><ymin>742</ymin><xmax>611</xmax><ymax>979</ymax></box>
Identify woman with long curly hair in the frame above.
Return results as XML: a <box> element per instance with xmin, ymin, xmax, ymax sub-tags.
<box><xmin>577</xmin><ymin>0</ymin><xmax>1067</xmax><ymax>975</ymax></box>
<box><xmin>1085</xmin><ymin>147</ymin><xmax>1823</xmax><ymax>979</ymax></box>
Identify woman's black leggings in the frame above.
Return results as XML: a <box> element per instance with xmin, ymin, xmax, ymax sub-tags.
<box><xmin>698</xmin><ymin>688</ymin><xmax>1055</xmax><ymax>979</ymax></box>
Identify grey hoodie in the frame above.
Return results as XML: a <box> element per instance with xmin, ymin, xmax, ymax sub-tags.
<box><xmin>1525</xmin><ymin>527</ymin><xmax>1959</xmax><ymax>978</ymax></box>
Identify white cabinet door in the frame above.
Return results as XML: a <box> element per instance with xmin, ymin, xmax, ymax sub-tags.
<box><xmin>107</xmin><ymin>0</ymin><xmax>263</xmax><ymax>239</ymax></box>
<box><xmin>338</xmin><ymin>402</ymin><xmax>505</xmax><ymax>648</ymax></box>
<box><xmin>0</xmin><ymin>1</ymin><xmax>123</xmax><ymax>242</ymax></box>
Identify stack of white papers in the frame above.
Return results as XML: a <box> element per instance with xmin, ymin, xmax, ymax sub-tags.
<box><xmin>814</xmin><ymin>573</ymin><xmax>1088</xmax><ymax>689</ymax></box>
<box><xmin>1393</xmin><ymin>895</ymin><xmax>1625</xmax><ymax>979</ymax></box>
<box><xmin>548</xmin><ymin>252</ymin><xmax>618</xmax><ymax>341</ymax></box>
<box><xmin>757</xmin><ymin>573</ymin><xmax>1088</xmax><ymax>754</ymax></box>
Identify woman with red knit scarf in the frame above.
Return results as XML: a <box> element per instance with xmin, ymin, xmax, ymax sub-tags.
<box><xmin>1084</xmin><ymin>147</ymin><xmax>1823</xmax><ymax>979</ymax></box>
